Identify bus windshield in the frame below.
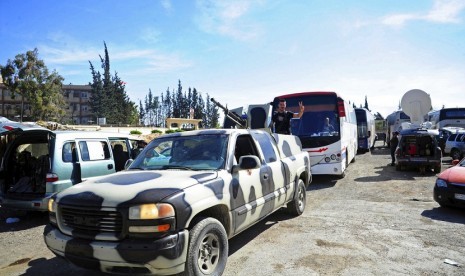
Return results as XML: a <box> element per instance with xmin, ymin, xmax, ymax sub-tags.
<box><xmin>273</xmin><ymin>94</ymin><xmax>340</xmax><ymax>137</ymax></box>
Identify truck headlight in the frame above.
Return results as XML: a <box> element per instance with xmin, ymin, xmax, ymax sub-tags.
<box><xmin>48</xmin><ymin>198</ymin><xmax>57</xmax><ymax>213</ymax></box>
<box><xmin>129</xmin><ymin>203</ymin><xmax>175</xmax><ymax>220</ymax></box>
<box><xmin>436</xmin><ymin>179</ymin><xmax>447</xmax><ymax>188</ymax></box>
<box><xmin>48</xmin><ymin>198</ymin><xmax>58</xmax><ymax>225</ymax></box>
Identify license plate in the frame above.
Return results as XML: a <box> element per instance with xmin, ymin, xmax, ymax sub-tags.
<box><xmin>454</xmin><ymin>193</ymin><xmax>465</xmax><ymax>201</ymax></box>
<box><xmin>410</xmin><ymin>158</ymin><xmax>425</xmax><ymax>162</ymax></box>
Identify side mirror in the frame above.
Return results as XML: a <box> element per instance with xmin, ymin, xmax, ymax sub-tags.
<box><xmin>232</xmin><ymin>155</ymin><xmax>261</xmax><ymax>173</ymax></box>
<box><xmin>124</xmin><ymin>159</ymin><xmax>134</xmax><ymax>170</ymax></box>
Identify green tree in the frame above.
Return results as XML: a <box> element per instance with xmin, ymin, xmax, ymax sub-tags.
<box><xmin>0</xmin><ymin>48</ymin><xmax>65</xmax><ymax>122</ymax></box>
<box><xmin>89</xmin><ymin>42</ymin><xmax>137</xmax><ymax>124</ymax></box>
<box><xmin>203</xmin><ymin>94</ymin><xmax>219</xmax><ymax>128</ymax></box>
<box><xmin>138</xmin><ymin>99</ymin><xmax>145</xmax><ymax>125</ymax></box>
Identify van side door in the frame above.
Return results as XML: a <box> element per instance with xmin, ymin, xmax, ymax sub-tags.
<box><xmin>75</xmin><ymin>138</ymin><xmax>115</xmax><ymax>181</ymax></box>
<box><xmin>109</xmin><ymin>138</ymin><xmax>132</xmax><ymax>172</ymax></box>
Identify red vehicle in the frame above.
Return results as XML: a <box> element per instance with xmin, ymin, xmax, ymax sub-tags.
<box><xmin>434</xmin><ymin>158</ymin><xmax>465</xmax><ymax>208</ymax></box>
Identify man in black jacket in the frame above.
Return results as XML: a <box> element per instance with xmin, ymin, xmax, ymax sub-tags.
<box><xmin>390</xmin><ymin>131</ymin><xmax>399</xmax><ymax>166</ymax></box>
<box><xmin>272</xmin><ymin>99</ymin><xmax>304</xmax><ymax>134</ymax></box>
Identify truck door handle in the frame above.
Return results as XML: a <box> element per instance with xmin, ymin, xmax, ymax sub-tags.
<box><xmin>108</xmin><ymin>164</ymin><xmax>114</xmax><ymax>170</ymax></box>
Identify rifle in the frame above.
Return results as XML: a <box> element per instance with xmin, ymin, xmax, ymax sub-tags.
<box><xmin>210</xmin><ymin>98</ymin><xmax>247</xmax><ymax>128</ymax></box>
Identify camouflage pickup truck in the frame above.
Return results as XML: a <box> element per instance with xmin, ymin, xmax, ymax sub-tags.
<box><xmin>44</xmin><ymin>129</ymin><xmax>311</xmax><ymax>275</ymax></box>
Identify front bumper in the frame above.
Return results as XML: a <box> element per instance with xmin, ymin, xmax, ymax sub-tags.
<box><xmin>434</xmin><ymin>185</ymin><xmax>465</xmax><ymax>208</ymax></box>
<box><xmin>43</xmin><ymin>224</ymin><xmax>189</xmax><ymax>275</ymax></box>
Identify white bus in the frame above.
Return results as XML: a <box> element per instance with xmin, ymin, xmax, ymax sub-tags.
<box><xmin>385</xmin><ymin>110</ymin><xmax>410</xmax><ymax>147</ymax></box>
<box><xmin>272</xmin><ymin>91</ymin><xmax>358</xmax><ymax>178</ymax></box>
<box><xmin>432</xmin><ymin>108</ymin><xmax>465</xmax><ymax>129</ymax></box>
<box><xmin>355</xmin><ymin>108</ymin><xmax>376</xmax><ymax>152</ymax></box>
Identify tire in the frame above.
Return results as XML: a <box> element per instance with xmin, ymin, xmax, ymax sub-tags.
<box><xmin>434</xmin><ymin>165</ymin><xmax>441</xmax><ymax>173</ymax></box>
<box><xmin>451</xmin><ymin>149</ymin><xmax>462</xmax><ymax>161</ymax></box>
<box><xmin>286</xmin><ymin>179</ymin><xmax>306</xmax><ymax>216</ymax></box>
<box><xmin>395</xmin><ymin>164</ymin><xmax>401</xmax><ymax>171</ymax></box>
<box><xmin>184</xmin><ymin>217</ymin><xmax>228</xmax><ymax>276</ymax></box>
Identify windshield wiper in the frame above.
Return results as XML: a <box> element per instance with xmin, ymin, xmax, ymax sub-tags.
<box><xmin>128</xmin><ymin>167</ymin><xmax>145</xmax><ymax>170</ymax></box>
<box><xmin>160</xmin><ymin>165</ymin><xmax>194</xmax><ymax>170</ymax></box>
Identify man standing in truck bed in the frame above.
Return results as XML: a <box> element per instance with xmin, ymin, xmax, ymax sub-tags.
<box><xmin>272</xmin><ymin>99</ymin><xmax>304</xmax><ymax>134</ymax></box>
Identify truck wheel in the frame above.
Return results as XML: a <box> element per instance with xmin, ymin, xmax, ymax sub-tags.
<box><xmin>451</xmin><ymin>149</ymin><xmax>461</xmax><ymax>161</ymax></box>
<box><xmin>434</xmin><ymin>165</ymin><xmax>441</xmax><ymax>173</ymax></box>
<box><xmin>184</xmin><ymin>217</ymin><xmax>228</xmax><ymax>276</ymax></box>
<box><xmin>286</xmin><ymin>179</ymin><xmax>306</xmax><ymax>216</ymax></box>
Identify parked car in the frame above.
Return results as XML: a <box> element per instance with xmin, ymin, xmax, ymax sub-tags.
<box><xmin>437</xmin><ymin>127</ymin><xmax>464</xmax><ymax>153</ymax></box>
<box><xmin>433</xmin><ymin>157</ymin><xmax>465</xmax><ymax>208</ymax></box>
<box><xmin>0</xmin><ymin>122</ymin><xmax>142</xmax><ymax>211</ymax></box>
<box><xmin>395</xmin><ymin>128</ymin><xmax>442</xmax><ymax>174</ymax></box>
<box><xmin>443</xmin><ymin>130</ymin><xmax>465</xmax><ymax>160</ymax></box>
<box><xmin>44</xmin><ymin>129</ymin><xmax>311</xmax><ymax>275</ymax></box>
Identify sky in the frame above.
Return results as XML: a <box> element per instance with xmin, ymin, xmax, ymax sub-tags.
<box><xmin>1</xmin><ymin>0</ymin><xmax>465</xmax><ymax>118</ymax></box>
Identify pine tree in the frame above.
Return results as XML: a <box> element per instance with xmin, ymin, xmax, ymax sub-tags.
<box><xmin>364</xmin><ymin>95</ymin><xmax>370</xmax><ymax>111</ymax></box>
<box><xmin>139</xmin><ymin>100</ymin><xmax>145</xmax><ymax>126</ymax></box>
<box><xmin>88</xmin><ymin>42</ymin><xmax>137</xmax><ymax>124</ymax></box>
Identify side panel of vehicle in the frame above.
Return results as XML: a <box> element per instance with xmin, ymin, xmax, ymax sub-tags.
<box><xmin>74</xmin><ymin>138</ymin><xmax>116</xmax><ymax>182</ymax></box>
<box><xmin>0</xmin><ymin>131</ymin><xmax>140</xmax><ymax>211</ymax></box>
<box><xmin>228</xmin><ymin>133</ymin><xmax>285</xmax><ymax>234</ymax></box>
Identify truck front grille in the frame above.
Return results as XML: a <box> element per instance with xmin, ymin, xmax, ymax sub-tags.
<box><xmin>60</xmin><ymin>206</ymin><xmax>123</xmax><ymax>238</ymax></box>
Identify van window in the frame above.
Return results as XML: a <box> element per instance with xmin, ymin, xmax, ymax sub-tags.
<box><xmin>62</xmin><ymin>142</ymin><xmax>76</xmax><ymax>163</ymax></box>
<box><xmin>448</xmin><ymin>134</ymin><xmax>457</xmax><ymax>141</ymax></box>
<box><xmin>78</xmin><ymin>140</ymin><xmax>109</xmax><ymax>161</ymax></box>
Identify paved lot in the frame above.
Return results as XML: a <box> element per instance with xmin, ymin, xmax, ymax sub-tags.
<box><xmin>1</xmin><ymin>141</ymin><xmax>464</xmax><ymax>275</ymax></box>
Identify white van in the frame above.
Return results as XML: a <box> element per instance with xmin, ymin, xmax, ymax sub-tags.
<box><xmin>0</xmin><ymin>123</ymin><xmax>143</xmax><ymax>211</ymax></box>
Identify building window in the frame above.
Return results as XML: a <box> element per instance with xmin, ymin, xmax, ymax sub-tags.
<box><xmin>73</xmin><ymin>91</ymin><xmax>80</xmax><ymax>97</ymax></box>
<box><xmin>82</xmin><ymin>105</ymin><xmax>88</xmax><ymax>111</ymax></box>
<box><xmin>81</xmin><ymin>92</ymin><xmax>88</xmax><ymax>98</ymax></box>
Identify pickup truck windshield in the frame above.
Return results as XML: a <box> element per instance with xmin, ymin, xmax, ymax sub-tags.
<box><xmin>129</xmin><ymin>134</ymin><xmax>229</xmax><ymax>170</ymax></box>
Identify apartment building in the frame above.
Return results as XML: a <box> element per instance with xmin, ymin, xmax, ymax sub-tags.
<box><xmin>0</xmin><ymin>83</ymin><xmax>94</xmax><ymax>124</ymax></box>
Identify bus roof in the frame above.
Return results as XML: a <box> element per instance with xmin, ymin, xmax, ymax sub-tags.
<box><xmin>273</xmin><ymin>91</ymin><xmax>340</xmax><ymax>100</ymax></box>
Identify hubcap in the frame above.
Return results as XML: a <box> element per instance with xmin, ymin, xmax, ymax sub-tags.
<box><xmin>298</xmin><ymin>185</ymin><xmax>305</xmax><ymax>211</ymax></box>
<box><xmin>197</xmin><ymin>233</ymin><xmax>220</xmax><ymax>274</ymax></box>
